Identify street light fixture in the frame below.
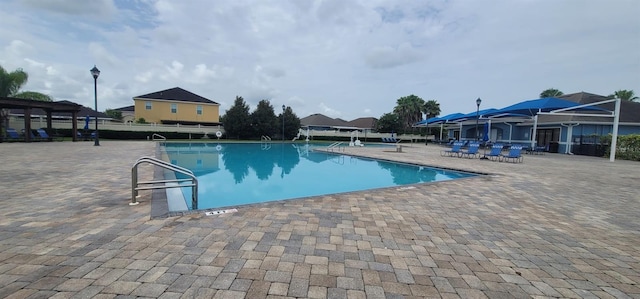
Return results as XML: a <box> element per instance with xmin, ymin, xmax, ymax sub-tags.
<box><xmin>282</xmin><ymin>105</ymin><xmax>286</xmax><ymax>142</ymax></box>
<box><xmin>90</xmin><ymin>65</ymin><xmax>101</xmax><ymax>146</ymax></box>
<box><xmin>475</xmin><ymin>98</ymin><xmax>481</xmax><ymax>142</ymax></box>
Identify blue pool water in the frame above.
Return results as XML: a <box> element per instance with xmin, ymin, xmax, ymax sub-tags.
<box><xmin>163</xmin><ymin>142</ymin><xmax>476</xmax><ymax>211</ymax></box>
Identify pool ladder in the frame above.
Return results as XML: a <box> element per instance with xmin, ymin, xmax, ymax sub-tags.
<box><xmin>327</xmin><ymin>142</ymin><xmax>344</xmax><ymax>152</ymax></box>
<box><xmin>131</xmin><ymin>156</ymin><xmax>198</xmax><ymax>209</ymax></box>
<box><xmin>152</xmin><ymin>133</ymin><xmax>166</xmax><ymax>141</ymax></box>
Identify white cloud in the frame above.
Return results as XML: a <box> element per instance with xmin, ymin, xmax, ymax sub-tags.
<box><xmin>0</xmin><ymin>0</ymin><xmax>638</xmax><ymax>119</ymax></box>
<box><xmin>317</xmin><ymin>102</ymin><xmax>342</xmax><ymax>118</ymax></box>
<box><xmin>135</xmin><ymin>71</ymin><xmax>154</xmax><ymax>83</ymax></box>
<box><xmin>19</xmin><ymin>0</ymin><xmax>117</xmax><ymax>18</ymax></box>
<box><xmin>88</xmin><ymin>42</ymin><xmax>120</xmax><ymax>66</ymax></box>
<box><xmin>365</xmin><ymin>42</ymin><xmax>424</xmax><ymax>69</ymax></box>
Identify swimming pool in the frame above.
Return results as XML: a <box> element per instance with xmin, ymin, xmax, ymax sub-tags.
<box><xmin>163</xmin><ymin>142</ymin><xmax>476</xmax><ymax>211</ymax></box>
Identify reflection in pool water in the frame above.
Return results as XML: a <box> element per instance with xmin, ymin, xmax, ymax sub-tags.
<box><xmin>163</xmin><ymin>142</ymin><xmax>476</xmax><ymax>210</ymax></box>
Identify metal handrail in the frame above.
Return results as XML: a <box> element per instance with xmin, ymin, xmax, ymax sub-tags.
<box><xmin>327</xmin><ymin>142</ymin><xmax>344</xmax><ymax>152</ymax></box>
<box><xmin>152</xmin><ymin>133</ymin><xmax>166</xmax><ymax>141</ymax></box>
<box><xmin>131</xmin><ymin>156</ymin><xmax>198</xmax><ymax>209</ymax></box>
<box><xmin>261</xmin><ymin>135</ymin><xmax>271</xmax><ymax>141</ymax></box>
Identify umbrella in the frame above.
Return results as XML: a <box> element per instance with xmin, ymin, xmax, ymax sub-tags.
<box><xmin>84</xmin><ymin>115</ymin><xmax>90</xmax><ymax>130</ymax></box>
<box><xmin>480</xmin><ymin>122</ymin><xmax>490</xmax><ymax>160</ymax></box>
<box><xmin>482</xmin><ymin>122</ymin><xmax>489</xmax><ymax>142</ymax></box>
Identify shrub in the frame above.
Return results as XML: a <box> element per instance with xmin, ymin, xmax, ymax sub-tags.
<box><xmin>602</xmin><ymin>134</ymin><xmax>640</xmax><ymax>161</ymax></box>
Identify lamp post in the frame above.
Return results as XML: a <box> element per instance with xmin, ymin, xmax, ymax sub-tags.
<box><xmin>282</xmin><ymin>105</ymin><xmax>286</xmax><ymax>142</ymax></box>
<box><xmin>90</xmin><ymin>65</ymin><xmax>100</xmax><ymax>146</ymax></box>
<box><xmin>475</xmin><ymin>98</ymin><xmax>481</xmax><ymax>142</ymax></box>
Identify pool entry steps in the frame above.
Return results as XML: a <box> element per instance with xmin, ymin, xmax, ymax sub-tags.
<box><xmin>131</xmin><ymin>156</ymin><xmax>199</xmax><ymax>209</ymax></box>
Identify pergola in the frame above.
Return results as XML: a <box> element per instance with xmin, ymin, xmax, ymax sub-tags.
<box><xmin>0</xmin><ymin>97</ymin><xmax>82</xmax><ymax>142</ymax></box>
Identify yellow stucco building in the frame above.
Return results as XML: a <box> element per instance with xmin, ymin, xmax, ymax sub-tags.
<box><xmin>133</xmin><ymin>87</ymin><xmax>220</xmax><ymax>125</ymax></box>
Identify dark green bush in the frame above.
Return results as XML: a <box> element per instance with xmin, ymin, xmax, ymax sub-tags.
<box><xmin>602</xmin><ymin>134</ymin><xmax>640</xmax><ymax>161</ymax></box>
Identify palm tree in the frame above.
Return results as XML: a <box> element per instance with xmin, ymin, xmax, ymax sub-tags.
<box><xmin>393</xmin><ymin>94</ymin><xmax>425</xmax><ymax>131</ymax></box>
<box><xmin>610</xmin><ymin>90</ymin><xmax>639</xmax><ymax>102</ymax></box>
<box><xmin>0</xmin><ymin>66</ymin><xmax>29</xmax><ymax>98</ymax></box>
<box><xmin>0</xmin><ymin>65</ymin><xmax>52</xmax><ymax>135</ymax></box>
<box><xmin>423</xmin><ymin>99</ymin><xmax>441</xmax><ymax>119</ymax></box>
<box><xmin>540</xmin><ymin>88</ymin><xmax>564</xmax><ymax>98</ymax></box>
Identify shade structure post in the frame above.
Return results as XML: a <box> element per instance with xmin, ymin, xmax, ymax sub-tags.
<box><xmin>609</xmin><ymin>97</ymin><xmax>620</xmax><ymax>162</ymax></box>
<box><xmin>531</xmin><ymin>114</ymin><xmax>538</xmax><ymax>148</ymax></box>
<box><xmin>475</xmin><ymin>98</ymin><xmax>481</xmax><ymax>141</ymax></box>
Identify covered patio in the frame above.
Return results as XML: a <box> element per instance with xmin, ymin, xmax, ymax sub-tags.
<box><xmin>0</xmin><ymin>97</ymin><xmax>82</xmax><ymax>142</ymax></box>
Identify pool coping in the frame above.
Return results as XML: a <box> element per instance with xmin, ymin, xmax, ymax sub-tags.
<box><xmin>150</xmin><ymin>142</ymin><xmax>494</xmax><ymax>218</ymax></box>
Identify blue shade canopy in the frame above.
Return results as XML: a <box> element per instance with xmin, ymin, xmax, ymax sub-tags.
<box><xmin>448</xmin><ymin>108</ymin><xmax>499</xmax><ymax>122</ymax></box>
<box><xmin>486</xmin><ymin>97</ymin><xmax>606</xmax><ymax>117</ymax></box>
<box><xmin>430</xmin><ymin>113</ymin><xmax>465</xmax><ymax>124</ymax></box>
<box><xmin>414</xmin><ymin>113</ymin><xmax>467</xmax><ymax>126</ymax></box>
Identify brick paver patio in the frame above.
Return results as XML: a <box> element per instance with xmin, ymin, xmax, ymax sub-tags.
<box><xmin>0</xmin><ymin>141</ymin><xmax>638</xmax><ymax>298</ymax></box>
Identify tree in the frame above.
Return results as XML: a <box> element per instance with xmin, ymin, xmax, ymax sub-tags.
<box><xmin>0</xmin><ymin>65</ymin><xmax>53</xmax><ymax>135</ymax></box>
<box><xmin>279</xmin><ymin>106</ymin><xmax>301</xmax><ymax>140</ymax></box>
<box><xmin>610</xmin><ymin>90</ymin><xmax>639</xmax><ymax>102</ymax></box>
<box><xmin>423</xmin><ymin>99</ymin><xmax>441</xmax><ymax>119</ymax></box>
<box><xmin>376</xmin><ymin>112</ymin><xmax>403</xmax><ymax>133</ymax></box>
<box><xmin>105</xmin><ymin>109</ymin><xmax>123</xmax><ymax>121</ymax></box>
<box><xmin>13</xmin><ymin>91</ymin><xmax>53</xmax><ymax>101</ymax></box>
<box><xmin>540</xmin><ymin>88</ymin><xmax>564</xmax><ymax>98</ymax></box>
<box><xmin>0</xmin><ymin>66</ymin><xmax>28</xmax><ymax>98</ymax></box>
<box><xmin>222</xmin><ymin>96</ymin><xmax>252</xmax><ymax>139</ymax></box>
<box><xmin>250</xmin><ymin>100</ymin><xmax>278</xmax><ymax>138</ymax></box>
<box><xmin>393</xmin><ymin>94</ymin><xmax>425</xmax><ymax>132</ymax></box>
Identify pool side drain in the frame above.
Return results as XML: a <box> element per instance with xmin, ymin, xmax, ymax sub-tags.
<box><xmin>205</xmin><ymin>209</ymin><xmax>238</xmax><ymax>216</ymax></box>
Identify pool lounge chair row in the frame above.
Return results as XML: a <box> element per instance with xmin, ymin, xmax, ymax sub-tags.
<box><xmin>3</xmin><ymin>128</ymin><xmax>56</xmax><ymax>142</ymax></box>
<box><xmin>441</xmin><ymin>142</ymin><xmax>481</xmax><ymax>158</ymax></box>
<box><xmin>441</xmin><ymin>143</ymin><xmax>524</xmax><ymax>163</ymax></box>
<box><xmin>483</xmin><ymin>144</ymin><xmax>524</xmax><ymax>163</ymax></box>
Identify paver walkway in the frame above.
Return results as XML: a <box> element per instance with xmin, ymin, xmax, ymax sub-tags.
<box><xmin>0</xmin><ymin>141</ymin><xmax>638</xmax><ymax>298</ymax></box>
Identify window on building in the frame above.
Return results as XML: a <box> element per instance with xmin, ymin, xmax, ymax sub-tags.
<box><xmin>145</xmin><ymin>101</ymin><xmax>152</xmax><ymax>110</ymax></box>
<box><xmin>196</xmin><ymin>105</ymin><xmax>203</xmax><ymax>115</ymax></box>
<box><xmin>171</xmin><ymin>103</ymin><xmax>177</xmax><ymax>113</ymax></box>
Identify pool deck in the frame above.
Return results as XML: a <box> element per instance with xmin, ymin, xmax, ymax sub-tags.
<box><xmin>0</xmin><ymin>141</ymin><xmax>638</xmax><ymax>298</ymax></box>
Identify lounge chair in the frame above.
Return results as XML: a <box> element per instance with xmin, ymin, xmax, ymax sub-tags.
<box><xmin>441</xmin><ymin>142</ymin><xmax>463</xmax><ymax>157</ymax></box>
<box><xmin>77</xmin><ymin>131</ymin><xmax>95</xmax><ymax>141</ymax></box>
<box><xmin>5</xmin><ymin>128</ymin><xmax>23</xmax><ymax>142</ymax></box>
<box><xmin>484</xmin><ymin>144</ymin><xmax>503</xmax><ymax>161</ymax></box>
<box><xmin>36</xmin><ymin>129</ymin><xmax>54</xmax><ymax>141</ymax></box>
<box><xmin>459</xmin><ymin>143</ymin><xmax>480</xmax><ymax>158</ymax></box>
<box><xmin>527</xmin><ymin>144</ymin><xmax>546</xmax><ymax>155</ymax></box>
<box><xmin>23</xmin><ymin>129</ymin><xmax>43</xmax><ymax>142</ymax></box>
<box><xmin>382</xmin><ymin>137</ymin><xmax>400</xmax><ymax>143</ymax></box>
<box><xmin>500</xmin><ymin>145</ymin><xmax>524</xmax><ymax>163</ymax></box>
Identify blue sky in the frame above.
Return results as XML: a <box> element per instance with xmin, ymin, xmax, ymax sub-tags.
<box><xmin>1</xmin><ymin>0</ymin><xmax>639</xmax><ymax>120</ymax></box>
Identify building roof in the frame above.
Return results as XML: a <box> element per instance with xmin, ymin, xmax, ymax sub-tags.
<box><xmin>557</xmin><ymin>92</ymin><xmax>640</xmax><ymax>123</ymax></box>
<box><xmin>134</xmin><ymin>87</ymin><xmax>219</xmax><ymax>105</ymax></box>
<box><xmin>347</xmin><ymin>117</ymin><xmax>377</xmax><ymax>129</ymax></box>
<box><xmin>300</xmin><ymin>114</ymin><xmax>349</xmax><ymax>127</ymax></box>
<box><xmin>301</xmin><ymin>114</ymin><xmax>378</xmax><ymax>129</ymax></box>
<box><xmin>113</xmin><ymin>105</ymin><xmax>135</xmax><ymax>112</ymax></box>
